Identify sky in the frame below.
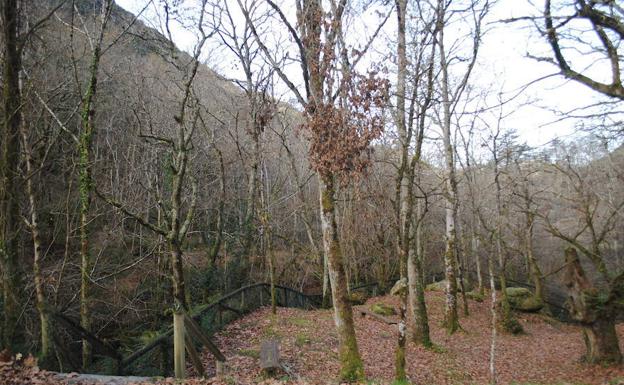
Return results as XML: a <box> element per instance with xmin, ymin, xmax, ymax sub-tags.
<box><xmin>115</xmin><ymin>0</ymin><xmax>621</xmax><ymax>152</ymax></box>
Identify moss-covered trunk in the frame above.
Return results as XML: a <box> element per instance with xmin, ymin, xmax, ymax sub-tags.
<box><xmin>438</xmin><ymin>0</ymin><xmax>460</xmax><ymax>333</ymax></box>
<box><xmin>582</xmin><ymin>317</ymin><xmax>621</xmax><ymax>364</ymax></box>
<box><xmin>170</xmin><ymin>241</ymin><xmax>188</xmax><ymax>310</ymax></box>
<box><xmin>78</xmin><ymin>41</ymin><xmax>102</xmax><ymax>371</ymax></box>
<box><xmin>0</xmin><ymin>0</ymin><xmax>22</xmax><ymax>350</ymax></box>
<box><xmin>76</xmin><ymin>1</ymin><xmax>112</xmax><ymax>367</ymax></box>
<box><xmin>564</xmin><ymin>247</ymin><xmax>622</xmax><ymax>364</ymax></box>
<box><xmin>320</xmin><ymin>177</ymin><xmax>364</xmax><ymax>381</ymax></box>
<box><xmin>408</xmin><ymin>199</ymin><xmax>431</xmax><ymax>346</ymax></box>
<box><xmin>208</xmin><ymin>149</ymin><xmax>225</xmax><ymax>264</ymax></box>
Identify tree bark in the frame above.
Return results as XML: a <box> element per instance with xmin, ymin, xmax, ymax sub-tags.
<box><xmin>21</xmin><ymin>112</ymin><xmax>53</xmax><ymax>365</ymax></box>
<box><xmin>408</xmin><ymin>193</ymin><xmax>431</xmax><ymax>346</ymax></box>
<box><xmin>0</xmin><ymin>0</ymin><xmax>22</xmax><ymax>350</ymax></box>
<box><xmin>564</xmin><ymin>247</ymin><xmax>622</xmax><ymax>364</ymax></box>
<box><xmin>170</xmin><ymin>240</ymin><xmax>188</xmax><ymax>310</ymax></box>
<box><xmin>320</xmin><ymin>176</ymin><xmax>364</xmax><ymax>381</ymax></box>
<box><xmin>77</xmin><ymin>0</ymin><xmax>112</xmax><ymax>367</ymax></box>
<box><xmin>437</xmin><ymin>0</ymin><xmax>460</xmax><ymax>334</ymax></box>
<box><xmin>488</xmin><ymin>245</ymin><xmax>497</xmax><ymax>385</ymax></box>
<box><xmin>208</xmin><ymin>148</ymin><xmax>225</xmax><ymax>264</ymax></box>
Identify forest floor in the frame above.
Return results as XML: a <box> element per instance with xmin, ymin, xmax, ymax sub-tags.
<box><xmin>4</xmin><ymin>291</ymin><xmax>624</xmax><ymax>385</ymax></box>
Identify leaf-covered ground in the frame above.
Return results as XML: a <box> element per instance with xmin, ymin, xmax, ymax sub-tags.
<box><xmin>196</xmin><ymin>291</ymin><xmax>624</xmax><ymax>384</ymax></box>
<box><xmin>3</xmin><ymin>291</ymin><xmax>624</xmax><ymax>385</ymax></box>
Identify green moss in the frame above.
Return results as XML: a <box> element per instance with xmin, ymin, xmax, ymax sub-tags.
<box><xmin>238</xmin><ymin>348</ymin><xmax>259</xmax><ymax>359</ymax></box>
<box><xmin>513</xmin><ymin>296</ymin><xmax>544</xmax><ymax>312</ymax></box>
<box><xmin>395</xmin><ymin>346</ymin><xmax>406</xmax><ymax>382</ymax></box>
<box><xmin>499</xmin><ymin>301</ymin><xmax>524</xmax><ymax>335</ymax></box>
<box><xmin>425</xmin><ymin>280</ymin><xmax>447</xmax><ymax>292</ymax></box>
<box><xmin>506</xmin><ymin>287</ymin><xmax>532</xmax><ymax>297</ymax></box>
<box><xmin>427</xmin><ymin>344</ymin><xmax>447</xmax><ymax>354</ymax></box>
<box><xmin>289</xmin><ymin>317</ymin><xmax>311</xmax><ymax>327</ymax></box>
<box><xmin>370</xmin><ymin>303</ymin><xmax>396</xmax><ymax>316</ymax></box>
<box><xmin>338</xmin><ymin>334</ymin><xmax>365</xmax><ymax>382</ymax></box>
<box><xmin>295</xmin><ymin>333</ymin><xmax>311</xmax><ymax>347</ymax></box>
<box><xmin>339</xmin><ymin>351</ymin><xmax>365</xmax><ymax>382</ymax></box>
<box><xmin>379</xmin><ymin>331</ymin><xmax>392</xmax><ymax>339</ymax></box>
<box><xmin>263</xmin><ymin>324</ymin><xmax>281</xmax><ymax>339</ymax></box>
<box><xmin>466</xmin><ymin>291</ymin><xmax>484</xmax><ymax>302</ymax></box>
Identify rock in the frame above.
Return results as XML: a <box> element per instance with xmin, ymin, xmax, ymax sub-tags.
<box><xmin>505</xmin><ymin>287</ymin><xmax>544</xmax><ymax>312</ymax></box>
<box><xmin>348</xmin><ymin>291</ymin><xmax>368</xmax><ymax>305</ymax></box>
<box><xmin>425</xmin><ymin>280</ymin><xmax>447</xmax><ymax>292</ymax></box>
<box><xmin>505</xmin><ymin>287</ymin><xmax>532</xmax><ymax>298</ymax></box>
<box><xmin>511</xmin><ymin>295</ymin><xmax>544</xmax><ymax>312</ymax></box>
<box><xmin>466</xmin><ymin>291</ymin><xmax>484</xmax><ymax>302</ymax></box>
<box><xmin>425</xmin><ymin>279</ymin><xmax>463</xmax><ymax>292</ymax></box>
<box><xmin>370</xmin><ymin>303</ymin><xmax>396</xmax><ymax>316</ymax></box>
<box><xmin>390</xmin><ymin>278</ymin><xmax>408</xmax><ymax>296</ymax></box>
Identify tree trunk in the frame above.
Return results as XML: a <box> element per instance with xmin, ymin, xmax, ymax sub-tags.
<box><xmin>21</xmin><ymin>115</ymin><xmax>53</xmax><ymax>366</ymax></box>
<box><xmin>78</xmin><ymin>49</ymin><xmax>100</xmax><ymax>372</ymax></box>
<box><xmin>488</xmin><ymin>246</ymin><xmax>497</xmax><ymax>385</ymax></box>
<box><xmin>320</xmin><ymin>176</ymin><xmax>363</xmax><ymax>381</ymax></box>
<box><xmin>408</xmin><ymin>199</ymin><xmax>431</xmax><ymax>346</ymax></box>
<box><xmin>564</xmin><ymin>247</ymin><xmax>622</xmax><ymax>364</ymax></box>
<box><xmin>170</xmin><ymin>241</ymin><xmax>188</xmax><ymax>310</ymax></box>
<box><xmin>77</xmin><ymin>0</ymin><xmax>112</xmax><ymax>366</ymax></box>
<box><xmin>242</xmin><ymin>131</ymin><xmax>259</xmax><ymax>262</ymax></box>
<box><xmin>496</xmin><ymin>236</ymin><xmax>521</xmax><ymax>333</ymax></box>
<box><xmin>472</xmin><ymin>230</ymin><xmax>483</xmax><ymax>295</ymax></box>
<box><xmin>582</xmin><ymin>317</ymin><xmax>621</xmax><ymax>364</ymax></box>
<box><xmin>395</xmin><ymin>291</ymin><xmax>407</xmax><ymax>382</ymax></box>
<box><xmin>438</xmin><ymin>3</ymin><xmax>460</xmax><ymax>334</ymax></box>
<box><xmin>0</xmin><ymin>0</ymin><xmax>22</xmax><ymax>350</ymax></box>
<box><xmin>456</xmin><ymin>246</ymin><xmax>469</xmax><ymax>316</ymax></box>
<box><xmin>208</xmin><ymin>149</ymin><xmax>225</xmax><ymax>264</ymax></box>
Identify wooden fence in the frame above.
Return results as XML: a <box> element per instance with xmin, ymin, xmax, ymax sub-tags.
<box><xmin>52</xmin><ymin>274</ymin><xmax>572</xmax><ymax>378</ymax></box>
<box><xmin>53</xmin><ymin>282</ymin><xmax>320</xmax><ymax>377</ymax></box>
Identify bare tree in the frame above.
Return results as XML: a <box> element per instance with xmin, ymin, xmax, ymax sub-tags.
<box><xmin>544</xmin><ymin>0</ymin><xmax>624</xmax><ymax>100</ymax></box>
<box><xmin>435</xmin><ymin>0</ymin><xmax>490</xmax><ymax>334</ymax></box>
<box><xmin>541</xmin><ymin>144</ymin><xmax>624</xmax><ymax>364</ymax></box>
<box><xmin>239</xmin><ymin>0</ymin><xmax>390</xmax><ymax>379</ymax></box>
<box><xmin>99</xmin><ymin>0</ymin><xmax>212</xmax><ymax>312</ymax></box>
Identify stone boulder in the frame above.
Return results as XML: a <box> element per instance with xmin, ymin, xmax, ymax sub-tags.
<box><xmin>370</xmin><ymin>303</ymin><xmax>397</xmax><ymax>316</ymax></box>
<box><xmin>425</xmin><ymin>280</ymin><xmax>447</xmax><ymax>292</ymax></box>
<box><xmin>505</xmin><ymin>287</ymin><xmax>543</xmax><ymax>312</ymax></box>
<box><xmin>425</xmin><ymin>279</ymin><xmax>463</xmax><ymax>292</ymax></box>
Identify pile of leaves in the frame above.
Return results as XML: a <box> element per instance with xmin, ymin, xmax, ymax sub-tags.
<box><xmin>0</xmin><ymin>350</ymin><xmax>62</xmax><ymax>385</ymax></box>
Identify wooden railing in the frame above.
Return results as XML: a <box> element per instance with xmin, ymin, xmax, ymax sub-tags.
<box><xmin>53</xmin><ymin>274</ymin><xmax>571</xmax><ymax>377</ymax></box>
<box><xmin>54</xmin><ymin>282</ymin><xmax>320</xmax><ymax>377</ymax></box>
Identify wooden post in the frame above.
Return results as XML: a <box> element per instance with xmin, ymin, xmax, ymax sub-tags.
<box><xmin>173</xmin><ymin>310</ymin><xmax>186</xmax><ymax>379</ymax></box>
<box><xmin>185</xmin><ymin>333</ymin><xmax>205</xmax><ymax>377</ymax></box>
<box><xmin>216</xmin><ymin>360</ymin><xmax>225</xmax><ymax>377</ymax></box>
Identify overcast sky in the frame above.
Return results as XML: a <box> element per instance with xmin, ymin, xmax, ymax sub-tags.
<box><xmin>115</xmin><ymin>0</ymin><xmax>620</xmax><ymax>152</ymax></box>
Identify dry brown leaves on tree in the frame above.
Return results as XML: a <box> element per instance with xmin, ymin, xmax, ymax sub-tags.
<box><xmin>302</xmin><ymin>71</ymin><xmax>389</xmax><ymax>182</ymax></box>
